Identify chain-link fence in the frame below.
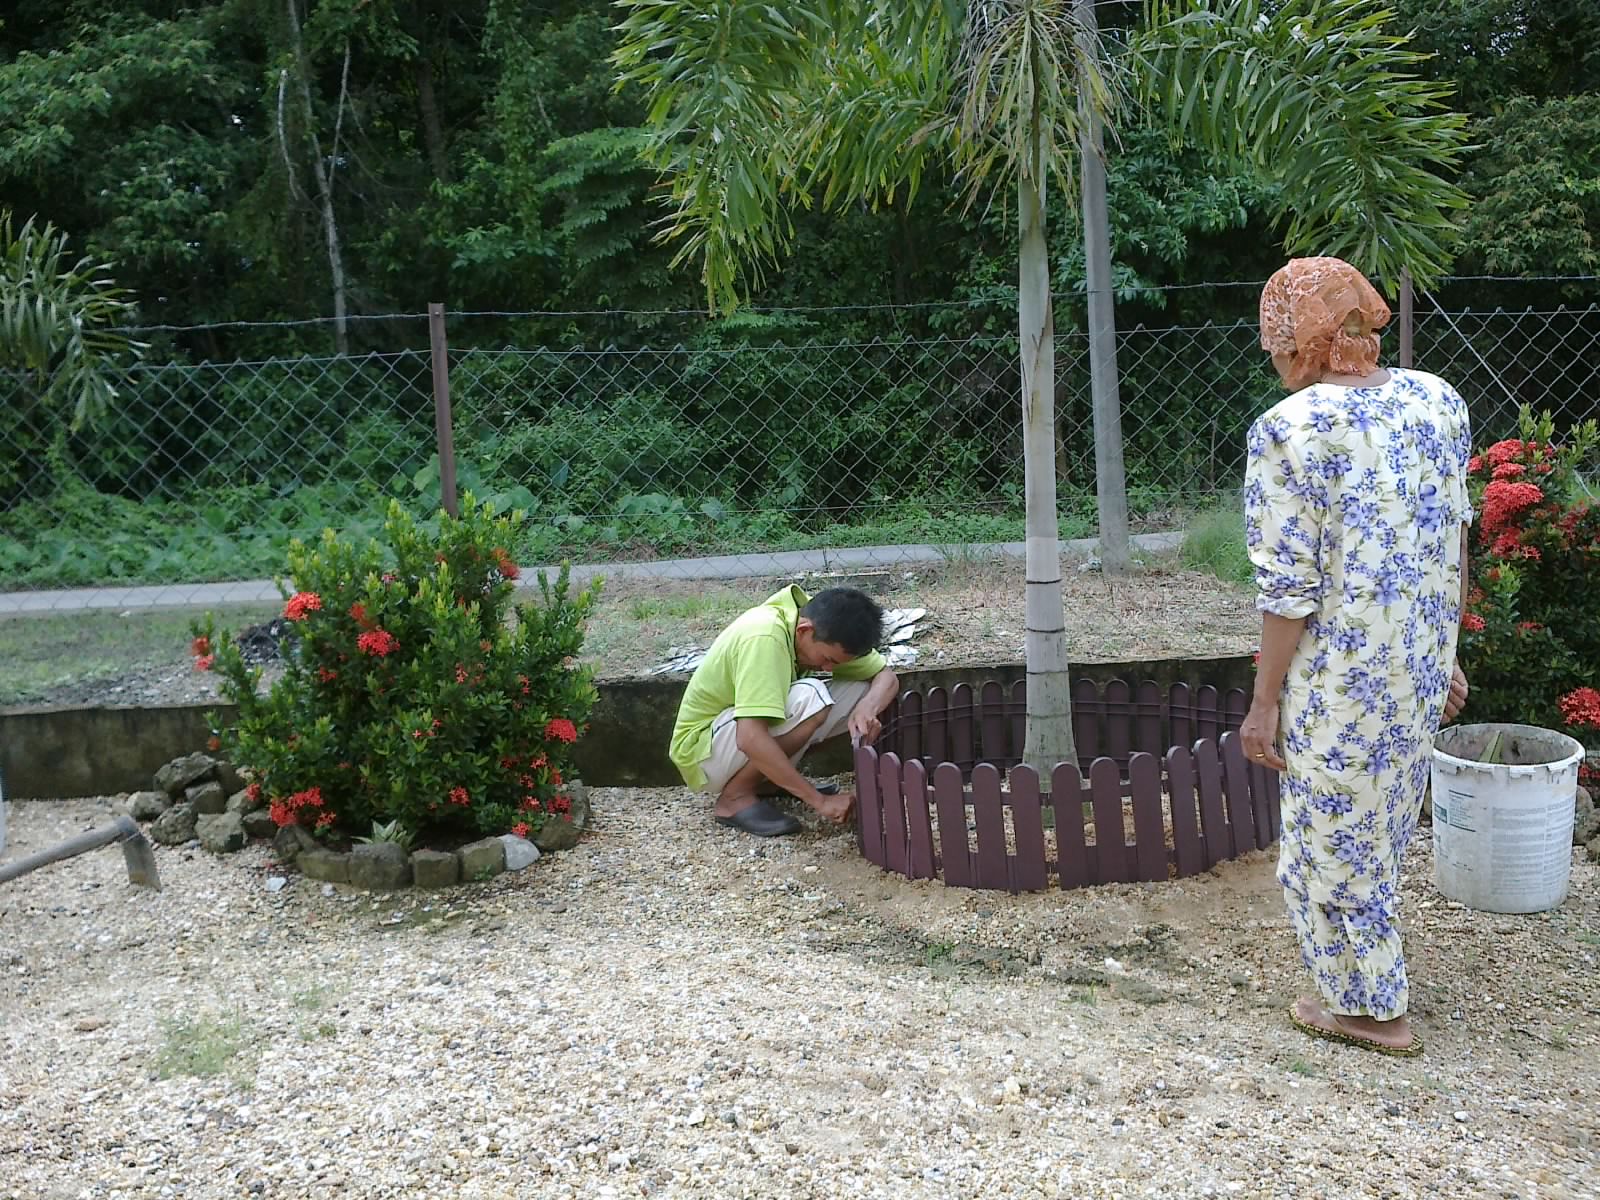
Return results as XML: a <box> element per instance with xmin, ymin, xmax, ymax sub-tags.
<box><xmin>2</xmin><ymin>283</ymin><xmax>1597</xmax><ymax>619</ymax></box>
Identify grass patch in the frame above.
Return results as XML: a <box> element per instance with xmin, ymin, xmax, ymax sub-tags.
<box><xmin>0</xmin><ymin>603</ymin><xmax>276</xmax><ymax>705</ymax></box>
<box><xmin>626</xmin><ymin>594</ymin><xmax>746</xmax><ymax>623</ymax></box>
<box><xmin>153</xmin><ymin>1013</ymin><xmax>254</xmax><ymax>1082</ymax></box>
<box><xmin>291</xmin><ymin>982</ymin><xmax>334</xmax><ymax>1011</ymax></box>
<box><xmin>1180</xmin><ymin>503</ymin><xmax>1253</xmax><ymax>586</ymax></box>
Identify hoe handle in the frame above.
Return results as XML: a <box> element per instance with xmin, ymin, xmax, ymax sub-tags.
<box><xmin>0</xmin><ymin>815</ymin><xmax>160</xmax><ymax>889</ymax></box>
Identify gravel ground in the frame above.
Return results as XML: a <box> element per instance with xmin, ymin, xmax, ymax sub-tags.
<box><xmin>2</xmin><ymin>791</ymin><xmax>1597</xmax><ymax>1200</ymax></box>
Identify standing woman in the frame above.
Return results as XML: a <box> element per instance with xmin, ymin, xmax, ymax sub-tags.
<box><xmin>1240</xmin><ymin>258</ymin><xmax>1472</xmax><ymax>1057</ymax></box>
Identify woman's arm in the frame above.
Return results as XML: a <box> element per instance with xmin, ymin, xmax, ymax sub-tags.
<box><xmin>1240</xmin><ymin>613</ymin><xmax>1307</xmax><ymax>770</ymax></box>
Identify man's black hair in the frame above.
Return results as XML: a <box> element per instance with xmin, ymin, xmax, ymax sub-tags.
<box><xmin>800</xmin><ymin>587</ymin><xmax>883</xmax><ymax>657</ymax></box>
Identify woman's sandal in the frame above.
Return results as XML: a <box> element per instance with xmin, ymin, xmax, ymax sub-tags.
<box><xmin>1287</xmin><ymin>1004</ymin><xmax>1424</xmax><ymax>1058</ymax></box>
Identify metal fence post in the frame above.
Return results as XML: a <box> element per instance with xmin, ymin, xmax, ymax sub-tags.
<box><xmin>1399</xmin><ymin>270</ymin><xmax>1414</xmax><ymax>370</ymax></box>
<box><xmin>427</xmin><ymin>302</ymin><xmax>460</xmax><ymax>518</ymax></box>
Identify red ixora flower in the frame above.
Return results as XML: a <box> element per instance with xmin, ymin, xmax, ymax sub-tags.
<box><xmin>269</xmin><ymin>785</ymin><xmax>326</xmax><ymax>828</ymax></box>
<box><xmin>357</xmin><ymin>629</ymin><xmax>401</xmax><ymax>657</ymax></box>
<box><xmin>1491</xmin><ymin>462</ymin><xmax>1526</xmax><ymax>480</ymax></box>
<box><xmin>1466</xmin><ymin>454</ymin><xmax>1484</xmax><ymax>475</ymax></box>
<box><xmin>1461</xmin><ymin>612</ymin><xmax>1486</xmax><ymax>633</ymax></box>
<box><xmin>191</xmin><ymin>635</ymin><xmax>211</xmax><ymax>657</ymax></box>
<box><xmin>194</xmin><ymin>654</ymin><xmax>215</xmax><ymax>672</ymax></box>
<box><xmin>284</xmin><ymin>592</ymin><xmax>324</xmax><ymax>621</ymax></box>
<box><xmin>510</xmin><ymin>821</ymin><xmax>531</xmax><ymax>838</ymax></box>
<box><xmin>1479</xmin><ymin>480</ymin><xmax>1545</xmax><ymax>537</ymax></box>
<box><xmin>491</xmin><ymin>547</ymin><xmax>521</xmax><ymax>581</ymax></box>
<box><xmin>448</xmin><ymin>786</ymin><xmax>471</xmax><ymax>806</ymax></box>
<box><xmin>1484</xmin><ymin>439</ymin><xmax>1530</xmax><ymax>468</ymax></box>
<box><xmin>1558</xmin><ymin>688</ymin><xmax>1600</xmax><ymax>731</ymax></box>
<box><xmin>348</xmin><ymin>601</ymin><xmax>376</xmax><ymax>629</ymax></box>
<box><xmin>544</xmin><ymin>717</ymin><xmax>578</xmax><ymax>744</ymax></box>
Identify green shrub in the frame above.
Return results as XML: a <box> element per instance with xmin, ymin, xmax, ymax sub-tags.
<box><xmin>1458</xmin><ymin>408</ymin><xmax>1600</xmax><ymax>749</ymax></box>
<box><xmin>194</xmin><ymin>496</ymin><xmax>600</xmax><ymax>844</ymax></box>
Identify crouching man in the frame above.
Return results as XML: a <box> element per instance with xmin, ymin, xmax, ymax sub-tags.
<box><xmin>668</xmin><ymin>586</ymin><xmax>898</xmax><ymax>837</ymax></box>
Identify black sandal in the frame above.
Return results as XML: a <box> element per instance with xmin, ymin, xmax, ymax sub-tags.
<box><xmin>714</xmin><ymin>799</ymin><xmax>803</xmax><ymax>837</ymax></box>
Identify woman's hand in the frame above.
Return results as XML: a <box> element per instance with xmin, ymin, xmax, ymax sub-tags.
<box><xmin>1443</xmin><ymin>663</ymin><xmax>1469</xmax><ymax>723</ymax></box>
<box><xmin>1240</xmin><ymin>699</ymin><xmax>1286</xmax><ymax>771</ymax></box>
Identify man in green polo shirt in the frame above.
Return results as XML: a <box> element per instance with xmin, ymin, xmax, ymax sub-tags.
<box><xmin>669</xmin><ymin>586</ymin><xmax>899</xmax><ymax>836</ymax></box>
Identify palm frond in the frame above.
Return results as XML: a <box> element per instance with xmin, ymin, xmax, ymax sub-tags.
<box><xmin>1134</xmin><ymin>0</ymin><xmax>1469</xmax><ymax>291</ymax></box>
<box><xmin>953</xmin><ymin>0</ymin><xmax>1123</xmax><ymax>211</ymax></box>
<box><xmin>0</xmin><ymin>211</ymin><xmax>144</xmax><ymax>430</ymax></box>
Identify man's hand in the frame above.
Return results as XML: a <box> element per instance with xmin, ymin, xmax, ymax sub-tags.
<box><xmin>812</xmin><ymin>791</ymin><xmax>855</xmax><ymax>826</ymax></box>
<box><xmin>847</xmin><ymin>708</ymin><xmax>881</xmax><ymax>746</ymax></box>
<box><xmin>1240</xmin><ymin>699</ymin><xmax>1286</xmax><ymax>771</ymax></box>
<box><xmin>1443</xmin><ymin>662</ymin><xmax>1469</xmax><ymax>723</ymax></box>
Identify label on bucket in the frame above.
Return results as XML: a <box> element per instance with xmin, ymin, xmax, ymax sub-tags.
<box><xmin>1434</xmin><ymin>787</ymin><xmax>1574</xmax><ymax>912</ymax></box>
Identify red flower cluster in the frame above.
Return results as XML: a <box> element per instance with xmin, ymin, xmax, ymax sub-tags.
<box><xmin>191</xmin><ymin>635</ymin><xmax>211</xmax><ymax>657</ymax></box>
<box><xmin>269</xmin><ymin>785</ymin><xmax>326</xmax><ymax>828</ymax></box>
<box><xmin>544</xmin><ymin>717</ymin><xmax>578</xmax><ymax>744</ymax></box>
<box><xmin>491</xmin><ymin>547</ymin><xmax>520</xmax><ymax>581</ymax></box>
<box><xmin>1489</xmin><ymin>531</ymin><xmax>1542</xmax><ymax>561</ymax></box>
<box><xmin>1479</xmin><ymin>480</ymin><xmax>1545</xmax><ymax>537</ymax></box>
<box><xmin>510</xmin><ymin>821</ymin><xmax>531</xmax><ymax>838</ymax></box>
<box><xmin>1491</xmin><ymin>462</ymin><xmax>1526</xmax><ymax>480</ymax></box>
<box><xmin>317</xmin><ymin>666</ymin><xmax>339</xmax><ymax>683</ymax></box>
<box><xmin>1462</xmin><ymin>612</ymin><xmax>1486</xmax><ymax>633</ymax></box>
<box><xmin>284</xmin><ymin>592</ymin><xmax>324</xmax><ymax>621</ymax></box>
<box><xmin>1559</xmin><ymin>688</ymin><xmax>1600</xmax><ymax>731</ymax></box>
<box><xmin>1480</xmin><ymin>438</ymin><xmax>1551</xmax><ymax>469</ymax></box>
<box><xmin>194</xmin><ymin>654</ymin><xmax>215</xmax><ymax>672</ymax></box>
<box><xmin>357</xmin><ymin>628</ymin><xmax>401</xmax><ymax>657</ymax></box>
<box><xmin>448</xmin><ymin>786</ymin><xmax>471</xmax><ymax>806</ymax></box>
<box><xmin>348</xmin><ymin>602</ymin><xmax>376</xmax><ymax>629</ymax></box>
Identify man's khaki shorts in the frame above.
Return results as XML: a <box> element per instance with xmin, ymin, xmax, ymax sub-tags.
<box><xmin>696</xmin><ymin>677</ymin><xmax>872</xmax><ymax>795</ymax></box>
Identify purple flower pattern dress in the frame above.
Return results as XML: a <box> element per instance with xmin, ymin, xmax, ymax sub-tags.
<box><xmin>1244</xmin><ymin>369</ymin><xmax>1472</xmax><ymax>1019</ymax></box>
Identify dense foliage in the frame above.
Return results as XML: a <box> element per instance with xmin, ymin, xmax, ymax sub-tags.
<box><xmin>1458</xmin><ymin>411</ymin><xmax>1600</xmax><ymax>749</ymax></box>
<box><xmin>193</xmin><ymin>498</ymin><xmax>599</xmax><ymax>844</ymax></box>
<box><xmin>2</xmin><ymin>1</ymin><xmax>1596</xmax><ymax>588</ymax></box>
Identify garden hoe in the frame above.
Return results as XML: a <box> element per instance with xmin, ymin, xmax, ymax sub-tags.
<box><xmin>0</xmin><ymin>813</ymin><xmax>162</xmax><ymax>891</ymax></box>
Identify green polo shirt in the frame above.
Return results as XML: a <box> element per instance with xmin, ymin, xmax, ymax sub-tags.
<box><xmin>668</xmin><ymin>585</ymin><xmax>888</xmax><ymax>788</ymax></box>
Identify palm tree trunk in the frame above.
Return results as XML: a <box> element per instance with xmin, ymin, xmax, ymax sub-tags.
<box><xmin>286</xmin><ymin>0</ymin><xmax>350</xmax><ymax>356</ymax></box>
<box><xmin>1018</xmin><ymin>99</ymin><xmax>1077</xmax><ymax>779</ymax></box>
<box><xmin>1077</xmin><ymin>0</ymin><xmax>1130</xmax><ymax>576</ymax></box>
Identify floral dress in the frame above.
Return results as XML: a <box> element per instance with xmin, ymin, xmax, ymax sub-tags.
<box><xmin>1244</xmin><ymin>369</ymin><xmax>1472</xmax><ymax>1019</ymax></box>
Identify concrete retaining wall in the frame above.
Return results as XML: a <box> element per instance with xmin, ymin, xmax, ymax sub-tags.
<box><xmin>1</xmin><ymin>656</ymin><xmax>1253</xmax><ymax>799</ymax></box>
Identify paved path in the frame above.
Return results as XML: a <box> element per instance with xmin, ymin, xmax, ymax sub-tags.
<box><xmin>0</xmin><ymin>533</ymin><xmax>1184</xmax><ymax>616</ymax></box>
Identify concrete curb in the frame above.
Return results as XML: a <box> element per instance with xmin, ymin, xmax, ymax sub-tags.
<box><xmin>1</xmin><ymin>654</ymin><xmax>1252</xmax><ymax>800</ymax></box>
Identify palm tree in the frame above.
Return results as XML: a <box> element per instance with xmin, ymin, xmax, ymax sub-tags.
<box><xmin>1</xmin><ymin>211</ymin><xmax>144</xmax><ymax>432</ymax></box>
<box><xmin>613</xmin><ymin>0</ymin><xmax>1467</xmax><ymax>776</ymax></box>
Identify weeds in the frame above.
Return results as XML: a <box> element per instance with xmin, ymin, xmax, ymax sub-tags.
<box><xmin>1180</xmin><ymin>502</ymin><xmax>1253</xmax><ymax>586</ymax></box>
<box><xmin>152</xmin><ymin>1013</ymin><xmax>253</xmax><ymax>1082</ymax></box>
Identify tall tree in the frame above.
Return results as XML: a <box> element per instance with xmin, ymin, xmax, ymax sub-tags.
<box><xmin>614</xmin><ymin>0</ymin><xmax>1468</xmax><ymax>776</ymax></box>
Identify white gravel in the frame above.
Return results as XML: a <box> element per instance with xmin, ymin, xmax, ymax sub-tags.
<box><xmin>2</xmin><ymin>791</ymin><xmax>1597</xmax><ymax>1200</ymax></box>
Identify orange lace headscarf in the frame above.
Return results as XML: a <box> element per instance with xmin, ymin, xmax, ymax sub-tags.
<box><xmin>1259</xmin><ymin>257</ymin><xmax>1391</xmax><ymax>391</ymax></box>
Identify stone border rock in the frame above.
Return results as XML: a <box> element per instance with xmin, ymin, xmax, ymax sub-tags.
<box><xmin>123</xmin><ymin>752</ymin><xmax>592</xmax><ymax>891</ymax></box>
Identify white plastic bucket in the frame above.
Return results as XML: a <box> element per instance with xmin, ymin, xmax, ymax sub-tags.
<box><xmin>1431</xmin><ymin>723</ymin><xmax>1583</xmax><ymax>914</ymax></box>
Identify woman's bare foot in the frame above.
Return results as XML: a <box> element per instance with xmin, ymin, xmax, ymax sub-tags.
<box><xmin>1293</xmin><ymin>995</ymin><xmax>1415</xmax><ymax>1051</ymax></box>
